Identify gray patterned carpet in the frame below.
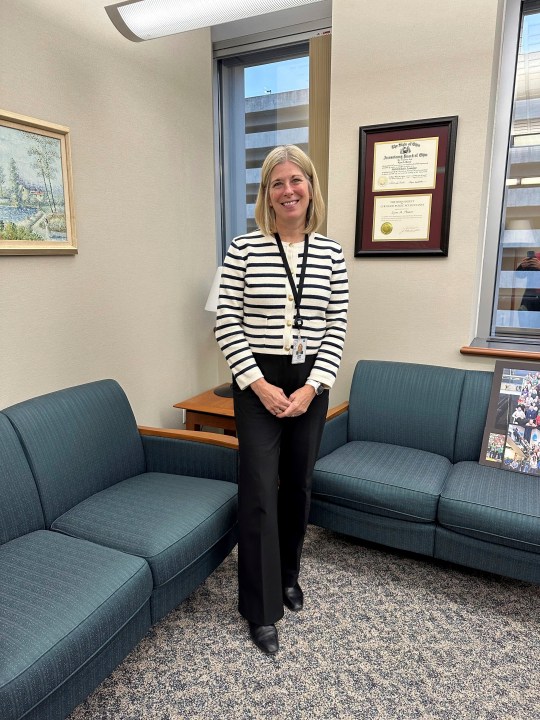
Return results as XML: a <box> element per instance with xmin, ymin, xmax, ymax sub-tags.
<box><xmin>68</xmin><ymin>526</ymin><xmax>540</xmax><ymax>720</ymax></box>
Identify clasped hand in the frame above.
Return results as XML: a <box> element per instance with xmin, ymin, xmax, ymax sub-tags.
<box><xmin>251</xmin><ymin>378</ymin><xmax>315</xmax><ymax>418</ymax></box>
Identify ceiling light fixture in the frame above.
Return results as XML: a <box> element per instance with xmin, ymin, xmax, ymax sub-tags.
<box><xmin>105</xmin><ymin>0</ymin><xmax>324</xmax><ymax>42</ymax></box>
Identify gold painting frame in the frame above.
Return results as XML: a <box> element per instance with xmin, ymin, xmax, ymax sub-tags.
<box><xmin>0</xmin><ymin>109</ymin><xmax>77</xmax><ymax>255</ymax></box>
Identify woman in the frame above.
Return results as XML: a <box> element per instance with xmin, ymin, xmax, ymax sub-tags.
<box><xmin>215</xmin><ymin>145</ymin><xmax>349</xmax><ymax>654</ymax></box>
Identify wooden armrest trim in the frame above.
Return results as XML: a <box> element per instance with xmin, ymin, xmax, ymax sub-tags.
<box><xmin>139</xmin><ymin>403</ymin><xmax>348</xmax><ymax>447</ymax></box>
<box><xmin>460</xmin><ymin>345</ymin><xmax>540</xmax><ymax>362</ymax></box>
<box><xmin>138</xmin><ymin>426</ymin><xmax>238</xmax><ymax>449</ymax></box>
<box><xmin>326</xmin><ymin>401</ymin><xmax>349</xmax><ymax>421</ymax></box>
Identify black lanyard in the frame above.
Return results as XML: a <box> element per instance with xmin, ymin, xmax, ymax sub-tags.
<box><xmin>274</xmin><ymin>232</ymin><xmax>309</xmax><ymax>329</ymax></box>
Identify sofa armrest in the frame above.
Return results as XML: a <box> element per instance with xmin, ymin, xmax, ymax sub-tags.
<box><xmin>317</xmin><ymin>402</ymin><xmax>349</xmax><ymax>459</ymax></box>
<box><xmin>325</xmin><ymin>401</ymin><xmax>349</xmax><ymax>422</ymax></box>
<box><xmin>138</xmin><ymin>426</ymin><xmax>238</xmax><ymax>484</ymax></box>
<box><xmin>138</xmin><ymin>426</ymin><xmax>238</xmax><ymax>449</ymax></box>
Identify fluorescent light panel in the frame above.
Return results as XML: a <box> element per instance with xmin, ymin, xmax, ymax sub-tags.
<box><xmin>106</xmin><ymin>0</ymin><xmax>324</xmax><ymax>41</ymax></box>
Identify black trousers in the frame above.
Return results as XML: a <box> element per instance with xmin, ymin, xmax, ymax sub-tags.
<box><xmin>233</xmin><ymin>354</ymin><xmax>329</xmax><ymax>625</ymax></box>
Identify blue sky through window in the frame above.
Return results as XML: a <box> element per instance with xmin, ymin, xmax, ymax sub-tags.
<box><xmin>244</xmin><ymin>56</ymin><xmax>309</xmax><ymax>98</ymax></box>
<box><xmin>521</xmin><ymin>14</ymin><xmax>540</xmax><ymax>53</ymax></box>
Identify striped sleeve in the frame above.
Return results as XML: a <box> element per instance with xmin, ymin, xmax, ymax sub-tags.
<box><xmin>214</xmin><ymin>237</ymin><xmax>264</xmax><ymax>390</ymax></box>
<box><xmin>214</xmin><ymin>232</ymin><xmax>348</xmax><ymax>392</ymax></box>
<box><xmin>308</xmin><ymin>242</ymin><xmax>349</xmax><ymax>389</ymax></box>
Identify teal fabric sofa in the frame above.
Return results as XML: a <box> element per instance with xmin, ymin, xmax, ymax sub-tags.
<box><xmin>311</xmin><ymin>360</ymin><xmax>540</xmax><ymax>585</ymax></box>
<box><xmin>0</xmin><ymin>380</ymin><xmax>238</xmax><ymax>720</ymax></box>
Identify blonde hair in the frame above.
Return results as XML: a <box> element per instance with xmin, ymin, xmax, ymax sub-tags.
<box><xmin>254</xmin><ymin>145</ymin><xmax>325</xmax><ymax>236</ymax></box>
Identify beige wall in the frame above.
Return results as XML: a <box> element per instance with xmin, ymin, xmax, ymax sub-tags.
<box><xmin>1</xmin><ymin>0</ymin><xmax>508</xmax><ymax>422</ymax></box>
<box><xmin>327</xmin><ymin>0</ymin><xmax>503</xmax><ymax>403</ymax></box>
<box><xmin>0</xmin><ymin>0</ymin><xmax>219</xmax><ymax>426</ymax></box>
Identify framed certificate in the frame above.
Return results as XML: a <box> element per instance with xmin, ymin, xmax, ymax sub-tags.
<box><xmin>355</xmin><ymin>116</ymin><xmax>458</xmax><ymax>257</ymax></box>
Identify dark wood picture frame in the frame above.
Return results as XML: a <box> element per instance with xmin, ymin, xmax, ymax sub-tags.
<box><xmin>354</xmin><ymin>116</ymin><xmax>458</xmax><ymax>257</ymax></box>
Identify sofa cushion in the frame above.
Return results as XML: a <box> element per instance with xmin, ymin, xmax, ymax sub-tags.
<box><xmin>2</xmin><ymin>380</ymin><xmax>146</xmax><ymax>526</ymax></box>
<box><xmin>313</xmin><ymin>440</ymin><xmax>452</xmax><ymax>523</ymax></box>
<box><xmin>51</xmin><ymin>473</ymin><xmax>238</xmax><ymax>588</ymax></box>
<box><xmin>0</xmin><ymin>530</ymin><xmax>152</xmax><ymax>720</ymax></box>
<box><xmin>0</xmin><ymin>414</ymin><xmax>44</xmax><ymax>544</ymax></box>
<box><xmin>347</xmin><ymin>360</ymin><xmax>466</xmax><ymax>461</ymax></box>
<box><xmin>438</xmin><ymin>461</ymin><xmax>540</xmax><ymax>554</ymax></box>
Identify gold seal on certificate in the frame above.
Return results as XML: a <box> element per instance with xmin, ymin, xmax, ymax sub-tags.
<box><xmin>372</xmin><ymin>194</ymin><xmax>432</xmax><ymax>242</ymax></box>
<box><xmin>378</xmin><ymin>176</ymin><xmax>388</xmax><ymax>187</ymax></box>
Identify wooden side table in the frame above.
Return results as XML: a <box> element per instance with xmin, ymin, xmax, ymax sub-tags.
<box><xmin>174</xmin><ymin>384</ymin><xmax>236</xmax><ymax>435</ymax></box>
<box><xmin>174</xmin><ymin>385</ymin><xmax>349</xmax><ymax>438</ymax></box>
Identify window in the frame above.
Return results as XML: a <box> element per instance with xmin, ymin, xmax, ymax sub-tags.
<box><xmin>216</xmin><ymin>44</ymin><xmax>310</xmax><ymax>255</ymax></box>
<box><xmin>481</xmin><ymin>0</ymin><xmax>540</xmax><ymax>347</ymax></box>
<box><xmin>213</xmin><ymin>3</ymin><xmax>332</xmax><ymax>258</ymax></box>
<box><xmin>493</xmin><ymin>1</ymin><xmax>540</xmax><ymax>338</ymax></box>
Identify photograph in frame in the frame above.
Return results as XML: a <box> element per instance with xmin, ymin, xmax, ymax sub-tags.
<box><xmin>479</xmin><ymin>360</ymin><xmax>540</xmax><ymax>475</ymax></box>
<box><xmin>0</xmin><ymin>109</ymin><xmax>77</xmax><ymax>255</ymax></box>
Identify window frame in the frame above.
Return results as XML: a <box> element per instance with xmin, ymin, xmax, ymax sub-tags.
<box><xmin>212</xmin><ymin>19</ymin><xmax>330</xmax><ymax>263</ymax></box>
<box><xmin>475</xmin><ymin>0</ymin><xmax>535</xmax><ymax>349</ymax></box>
<box><xmin>216</xmin><ymin>43</ymin><xmax>310</xmax><ymax>258</ymax></box>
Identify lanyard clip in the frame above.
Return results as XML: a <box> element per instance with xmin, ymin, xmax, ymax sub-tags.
<box><xmin>294</xmin><ymin>315</ymin><xmax>304</xmax><ymax>329</ymax></box>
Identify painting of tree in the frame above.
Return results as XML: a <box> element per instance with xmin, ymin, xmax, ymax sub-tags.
<box><xmin>0</xmin><ymin>109</ymin><xmax>76</xmax><ymax>255</ymax></box>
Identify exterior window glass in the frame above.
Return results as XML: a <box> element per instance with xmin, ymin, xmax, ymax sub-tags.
<box><xmin>494</xmin><ymin>3</ymin><xmax>540</xmax><ymax>337</ymax></box>
<box><xmin>217</xmin><ymin>45</ymin><xmax>309</xmax><ymax>255</ymax></box>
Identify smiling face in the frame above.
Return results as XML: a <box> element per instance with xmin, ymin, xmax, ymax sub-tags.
<box><xmin>268</xmin><ymin>160</ymin><xmax>312</xmax><ymax>232</ymax></box>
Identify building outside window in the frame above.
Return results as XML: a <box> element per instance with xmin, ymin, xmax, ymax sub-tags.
<box><xmin>491</xmin><ymin>0</ymin><xmax>540</xmax><ymax>341</ymax></box>
<box><xmin>216</xmin><ymin>46</ymin><xmax>310</xmax><ymax>255</ymax></box>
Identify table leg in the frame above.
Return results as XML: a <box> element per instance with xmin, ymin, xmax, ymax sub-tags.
<box><xmin>185</xmin><ymin>412</ymin><xmax>200</xmax><ymax>431</ymax></box>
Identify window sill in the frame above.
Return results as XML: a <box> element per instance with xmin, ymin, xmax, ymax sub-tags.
<box><xmin>461</xmin><ymin>337</ymin><xmax>540</xmax><ymax>361</ymax></box>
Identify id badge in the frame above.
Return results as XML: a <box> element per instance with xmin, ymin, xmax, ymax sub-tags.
<box><xmin>292</xmin><ymin>336</ymin><xmax>306</xmax><ymax>364</ymax></box>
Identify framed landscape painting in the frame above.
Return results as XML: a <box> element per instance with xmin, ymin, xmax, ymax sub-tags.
<box><xmin>480</xmin><ymin>360</ymin><xmax>540</xmax><ymax>476</ymax></box>
<box><xmin>0</xmin><ymin>109</ymin><xmax>77</xmax><ymax>255</ymax></box>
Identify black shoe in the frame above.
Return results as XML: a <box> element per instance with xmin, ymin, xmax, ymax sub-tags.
<box><xmin>283</xmin><ymin>583</ymin><xmax>303</xmax><ymax>611</ymax></box>
<box><xmin>249</xmin><ymin>623</ymin><xmax>279</xmax><ymax>654</ymax></box>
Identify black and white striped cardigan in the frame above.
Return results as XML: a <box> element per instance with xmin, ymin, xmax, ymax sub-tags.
<box><xmin>215</xmin><ymin>230</ymin><xmax>349</xmax><ymax>391</ymax></box>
